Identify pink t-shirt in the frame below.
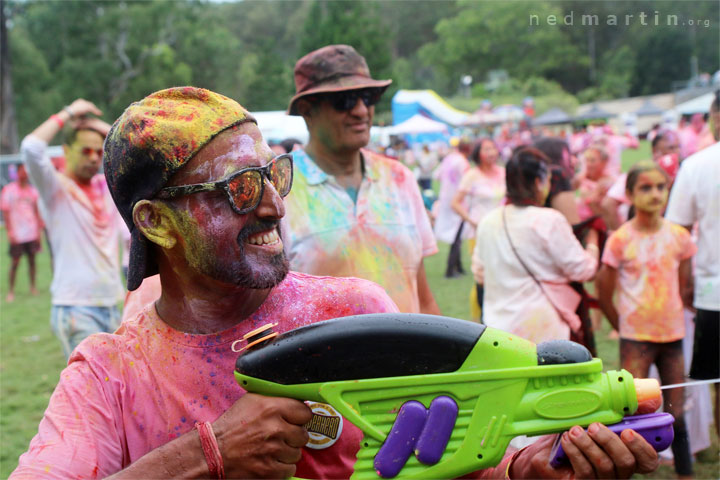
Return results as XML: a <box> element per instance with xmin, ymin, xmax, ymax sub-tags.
<box><xmin>576</xmin><ymin>177</ymin><xmax>612</xmax><ymax>222</ymax></box>
<box><xmin>457</xmin><ymin>165</ymin><xmax>506</xmax><ymax>228</ymax></box>
<box><xmin>12</xmin><ymin>272</ymin><xmax>400</xmax><ymax>478</ymax></box>
<box><xmin>432</xmin><ymin>151</ymin><xmax>471</xmax><ymax>244</ymax></box>
<box><xmin>0</xmin><ymin>181</ymin><xmax>41</xmax><ymax>244</ymax></box>
<box><xmin>602</xmin><ymin>219</ymin><xmax>696</xmax><ymax>342</ymax></box>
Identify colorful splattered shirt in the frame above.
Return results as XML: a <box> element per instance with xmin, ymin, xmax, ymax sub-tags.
<box><xmin>11</xmin><ymin>272</ymin><xmax>399</xmax><ymax>479</ymax></box>
<box><xmin>602</xmin><ymin>219</ymin><xmax>697</xmax><ymax>342</ymax></box>
<box><xmin>283</xmin><ymin>149</ymin><xmax>438</xmax><ymax>313</ymax></box>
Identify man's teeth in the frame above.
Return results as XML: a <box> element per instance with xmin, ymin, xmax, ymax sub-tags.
<box><xmin>248</xmin><ymin>229</ymin><xmax>280</xmax><ymax>245</ymax></box>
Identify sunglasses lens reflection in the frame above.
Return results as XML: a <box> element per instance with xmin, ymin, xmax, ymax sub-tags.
<box><xmin>228</xmin><ymin>170</ymin><xmax>263</xmax><ymax>212</ymax></box>
<box><xmin>269</xmin><ymin>157</ymin><xmax>293</xmax><ymax>197</ymax></box>
<box><xmin>227</xmin><ymin>157</ymin><xmax>292</xmax><ymax>212</ymax></box>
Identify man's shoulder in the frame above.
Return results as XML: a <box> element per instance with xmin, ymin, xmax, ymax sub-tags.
<box><xmin>0</xmin><ymin>181</ymin><xmax>16</xmax><ymax>196</ymax></box>
<box><xmin>363</xmin><ymin>149</ymin><xmax>417</xmax><ymax>187</ymax></box>
<box><xmin>678</xmin><ymin>142</ymin><xmax>719</xmax><ymax>175</ymax></box>
<box><xmin>278</xmin><ymin>271</ymin><xmax>398</xmax><ymax>311</ymax></box>
<box><xmin>282</xmin><ymin>271</ymin><xmax>386</xmax><ymax>294</ymax></box>
<box><xmin>364</xmin><ymin>149</ymin><xmax>409</xmax><ymax>170</ymax></box>
<box><xmin>71</xmin><ymin>306</ymin><xmax>153</xmax><ymax>360</ymax></box>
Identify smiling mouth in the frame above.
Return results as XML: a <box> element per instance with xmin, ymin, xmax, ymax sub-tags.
<box><xmin>246</xmin><ymin>228</ymin><xmax>281</xmax><ymax>246</ymax></box>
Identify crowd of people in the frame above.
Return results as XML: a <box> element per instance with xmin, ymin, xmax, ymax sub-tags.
<box><xmin>377</xmin><ymin>91</ymin><xmax>720</xmax><ymax>478</ymax></box>
<box><xmin>2</xmin><ymin>43</ymin><xmax>718</xmax><ymax>479</ymax></box>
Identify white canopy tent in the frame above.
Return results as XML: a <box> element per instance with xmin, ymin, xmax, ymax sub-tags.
<box><xmin>672</xmin><ymin>93</ymin><xmax>714</xmax><ymax>115</ymax></box>
<box><xmin>386</xmin><ymin>114</ymin><xmax>449</xmax><ymax>135</ymax></box>
<box><xmin>252</xmin><ymin>111</ymin><xmax>309</xmax><ymax>144</ymax></box>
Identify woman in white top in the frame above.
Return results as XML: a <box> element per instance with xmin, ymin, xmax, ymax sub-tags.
<box><xmin>472</xmin><ymin>147</ymin><xmax>599</xmax><ymax>344</ymax></box>
<box><xmin>451</xmin><ymin>138</ymin><xmax>506</xmax><ymax>321</ymax></box>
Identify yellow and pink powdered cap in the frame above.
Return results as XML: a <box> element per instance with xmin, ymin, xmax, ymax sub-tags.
<box><xmin>103</xmin><ymin>86</ymin><xmax>256</xmax><ymax>291</ymax></box>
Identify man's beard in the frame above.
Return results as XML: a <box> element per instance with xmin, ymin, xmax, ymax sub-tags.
<box><xmin>232</xmin><ymin>219</ymin><xmax>289</xmax><ymax>289</ymax></box>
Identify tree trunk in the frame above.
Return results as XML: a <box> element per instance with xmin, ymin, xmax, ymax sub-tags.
<box><xmin>1</xmin><ymin>0</ymin><xmax>19</xmax><ymax>154</ymax></box>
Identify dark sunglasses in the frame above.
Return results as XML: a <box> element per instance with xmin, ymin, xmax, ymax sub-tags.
<box><xmin>156</xmin><ymin>154</ymin><xmax>293</xmax><ymax>215</ymax></box>
<box><xmin>81</xmin><ymin>147</ymin><xmax>104</xmax><ymax>157</ymax></box>
<box><xmin>314</xmin><ymin>88</ymin><xmax>384</xmax><ymax>112</ymax></box>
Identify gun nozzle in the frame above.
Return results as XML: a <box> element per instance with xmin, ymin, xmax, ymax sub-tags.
<box><xmin>634</xmin><ymin>378</ymin><xmax>662</xmax><ymax>414</ymax></box>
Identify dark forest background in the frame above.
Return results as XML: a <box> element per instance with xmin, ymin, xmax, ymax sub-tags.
<box><xmin>2</xmin><ymin>0</ymin><xmax>718</xmax><ymax>150</ymax></box>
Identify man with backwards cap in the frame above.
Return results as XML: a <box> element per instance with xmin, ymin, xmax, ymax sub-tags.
<box><xmin>13</xmin><ymin>87</ymin><xmax>659</xmax><ymax>479</ymax></box>
<box><xmin>283</xmin><ymin>45</ymin><xmax>441</xmax><ymax>315</ymax></box>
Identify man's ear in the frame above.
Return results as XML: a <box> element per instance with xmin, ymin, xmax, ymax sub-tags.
<box><xmin>295</xmin><ymin>99</ymin><xmax>314</xmax><ymax>124</ymax></box>
<box><xmin>132</xmin><ymin>200</ymin><xmax>177</xmax><ymax>249</ymax></box>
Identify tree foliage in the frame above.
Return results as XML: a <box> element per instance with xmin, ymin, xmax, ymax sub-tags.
<box><xmin>3</xmin><ymin>0</ymin><xmax>718</xmax><ymax>143</ymax></box>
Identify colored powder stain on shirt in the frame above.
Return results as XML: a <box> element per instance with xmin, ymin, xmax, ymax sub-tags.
<box><xmin>602</xmin><ymin>219</ymin><xmax>697</xmax><ymax>342</ymax></box>
<box><xmin>284</xmin><ymin>149</ymin><xmax>437</xmax><ymax>313</ymax></box>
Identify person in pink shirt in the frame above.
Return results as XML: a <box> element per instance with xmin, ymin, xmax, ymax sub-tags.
<box><xmin>678</xmin><ymin>113</ymin><xmax>709</xmax><ymax>159</ymax></box>
<box><xmin>1</xmin><ymin>164</ymin><xmax>43</xmax><ymax>302</ymax></box>
<box><xmin>597</xmin><ymin>162</ymin><xmax>696</xmax><ymax>478</ymax></box>
<box><xmin>575</xmin><ymin>145</ymin><xmax>613</xmax><ymax>222</ymax></box>
<box><xmin>472</xmin><ymin>147</ymin><xmax>599</xmax><ymax>344</ymax></box>
<box><xmin>452</xmin><ymin>138</ymin><xmax>506</xmax><ymax>321</ymax></box>
<box><xmin>432</xmin><ymin>138</ymin><xmax>471</xmax><ymax>277</ymax></box>
<box><xmin>12</xmin><ymin>87</ymin><xmax>660</xmax><ymax>480</ymax></box>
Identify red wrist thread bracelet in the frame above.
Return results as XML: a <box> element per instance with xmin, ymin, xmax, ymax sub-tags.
<box><xmin>49</xmin><ymin>114</ymin><xmax>64</xmax><ymax>129</ymax></box>
<box><xmin>195</xmin><ymin>421</ymin><xmax>225</xmax><ymax>479</ymax></box>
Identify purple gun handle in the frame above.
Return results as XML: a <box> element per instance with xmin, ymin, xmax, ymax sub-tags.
<box><xmin>374</xmin><ymin>401</ymin><xmax>427</xmax><ymax>478</ymax></box>
<box><xmin>549</xmin><ymin>412</ymin><xmax>675</xmax><ymax>469</ymax></box>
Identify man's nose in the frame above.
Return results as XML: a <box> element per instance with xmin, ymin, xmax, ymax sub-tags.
<box><xmin>254</xmin><ymin>178</ymin><xmax>285</xmax><ymax>220</ymax></box>
<box><xmin>349</xmin><ymin>98</ymin><xmax>369</xmax><ymax>116</ymax></box>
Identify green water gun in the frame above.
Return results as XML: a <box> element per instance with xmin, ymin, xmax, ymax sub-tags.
<box><xmin>234</xmin><ymin>313</ymin><xmax>669</xmax><ymax>479</ymax></box>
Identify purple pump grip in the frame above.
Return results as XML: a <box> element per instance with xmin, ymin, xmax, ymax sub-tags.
<box><xmin>415</xmin><ymin>396</ymin><xmax>459</xmax><ymax>464</ymax></box>
<box><xmin>374</xmin><ymin>397</ymin><xmax>459</xmax><ymax>478</ymax></box>
<box><xmin>549</xmin><ymin>412</ymin><xmax>675</xmax><ymax>469</ymax></box>
<box><xmin>374</xmin><ymin>401</ymin><xmax>427</xmax><ymax>478</ymax></box>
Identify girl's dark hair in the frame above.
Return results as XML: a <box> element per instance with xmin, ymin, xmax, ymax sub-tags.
<box><xmin>469</xmin><ymin>138</ymin><xmax>496</xmax><ymax>165</ymax></box>
<box><xmin>533</xmin><ymin>137</ymin><xmax>569</xmax><ymax>167</ymax></box>
<box><xmin>506</xmin><ymin>147</ymin><xmax>550</xmax><ymax>206</ymax></box>
<box><xmin>625</xmin><ymin>161</ymin><xmax>669</xmax><ymax>193</ymax></box>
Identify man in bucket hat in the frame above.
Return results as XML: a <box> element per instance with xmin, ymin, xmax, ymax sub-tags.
<box><xmin>13</xmin><ymin>87</ymin><xmax>659</xmax><ymax>480</ymax></box>
<box><xmin>283</xmin><ymin>45</ymin><xmax>441</xmax><ymax>314</ymax></box>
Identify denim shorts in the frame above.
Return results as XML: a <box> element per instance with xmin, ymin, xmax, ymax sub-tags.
<box><xmin>51</xmin><ymin>305</ymin><xmax>121</xmax><ymax>359</ymax></box>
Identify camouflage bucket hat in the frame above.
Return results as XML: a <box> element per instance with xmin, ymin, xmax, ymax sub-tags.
<box><xmin>287</xmin><ymin>44</ymin><xmax>392</xmax><ymax>115</ymax></box>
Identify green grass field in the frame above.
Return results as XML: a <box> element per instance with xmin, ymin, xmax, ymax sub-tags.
<box><xmin>1</xmin><ymin>141</ymin><xmax>717</xmax><ymax>477</ymax></box>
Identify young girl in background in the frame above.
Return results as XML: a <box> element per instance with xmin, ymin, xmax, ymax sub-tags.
<box><xmin>597</xmin><ymin>162</ymin><xmax>696</xmax><ymax>479</ymax></box>
<box><xmin>576</xmin><ymin>144</ymin><xmax>613</xmax><ymax>222</ymax></box>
